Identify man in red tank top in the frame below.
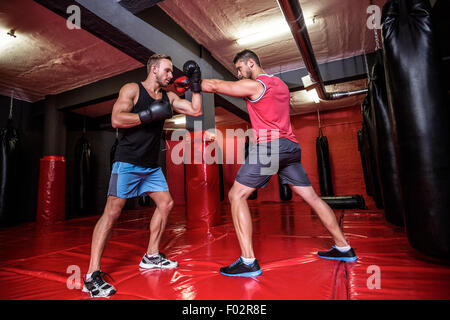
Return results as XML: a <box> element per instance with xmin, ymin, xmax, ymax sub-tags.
<box><xmin>201</xmin><ymin>50</ymin><xmax>357</xmax><ymax>277</ymax></box>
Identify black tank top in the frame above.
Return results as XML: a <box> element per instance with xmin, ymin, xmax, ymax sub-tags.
<box><xmin>114</xmin><ymin>82</ymin><xmax>171</xmax><ymax>168</ymax></box>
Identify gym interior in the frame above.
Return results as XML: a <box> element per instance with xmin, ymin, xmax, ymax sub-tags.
<box><xmin>0</xmin><ymin>0</ymin><xmax>449</xmax><ymax>301</ymax></box>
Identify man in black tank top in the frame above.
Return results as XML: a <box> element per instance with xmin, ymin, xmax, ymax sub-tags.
<box><xmin>82</xmin><ymin>54</ymin><xmax>202</xmax><ymax>298</ymax></box>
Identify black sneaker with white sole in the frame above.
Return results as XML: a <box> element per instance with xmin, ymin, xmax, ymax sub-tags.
<box><xmin>139</xmin><ymin>252</ymin><xmax>178</xmax><ymax>269</ymax></box>
<box><xmin>82</xmin><ymin>271</ymin><xmax>116</xmax><ymax>298</ymax></box>
<box><xmin>220</xmin><ymin>257</ymin><xmax>262</xmax><ymax>277</ymax></box>
<box><xmin>318</xmin><ymin>246</ymin><xmax>358</xmax><ymax>262</ymax></box>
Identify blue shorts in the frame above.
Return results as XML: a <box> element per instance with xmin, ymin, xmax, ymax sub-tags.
<box><xmin>107</xmin><ymin>162</ymin><xmax>169</xmax><ymax>199</ymax></box>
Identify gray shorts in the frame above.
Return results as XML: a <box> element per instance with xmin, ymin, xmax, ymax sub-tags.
<box><xmin>236</xmin><ymin>138</ymin><xmax>312</xmax><ymax>189</ymax></box>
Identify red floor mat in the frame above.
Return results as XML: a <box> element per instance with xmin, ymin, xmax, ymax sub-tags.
<box><xmin>342</xmin><ymin>210</ymin><xmax>450</xmax><ymax>300</ymax></box>
<box><xmin>0</xmin><ymin>203</ymin><xmax>448</xmax><ymax>300</ymax></box>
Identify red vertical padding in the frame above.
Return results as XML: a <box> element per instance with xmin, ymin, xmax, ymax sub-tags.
<box><xmin>165</xmin><ymin>139</ymin><xmax>185</xmax><ymax>205</ymax></box>
<box><xmin>36</xmin><ymin>156</ymin><xmax>66</xmax><ymax>225</ymax></box>
<box><xmin>185</xmin><ymin>131</ymin><xmax>220</xmax><ymax>229</ymax></box>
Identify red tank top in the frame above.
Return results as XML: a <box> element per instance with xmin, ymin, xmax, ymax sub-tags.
<box><xmin>246</xmin><ymin>74</ymin><xmax>298</xmax><ymax>144</ymax></box>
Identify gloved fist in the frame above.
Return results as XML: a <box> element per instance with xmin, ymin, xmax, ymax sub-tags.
<box><xmin>174</xmin><ymin>76</ymin><xmax>190</xmax><ymax>94</ymax></box>
<box><xmin>138</xmin><ymin>99</ymin><xmax>172</xmax><ymax>124</ymax></box>
<box><xmin>182</xmin><ymin>60</ymin><xmax>202</xmax><ymax>93</ymax></box>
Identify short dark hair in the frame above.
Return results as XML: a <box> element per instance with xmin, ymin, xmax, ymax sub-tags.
<box><xmin>233</xmin><ymin>49</ymin><xmax>261</xmax><ymax>67</ymax></box>
<box><xmin>147</xmin><ymin>53</ymin><xmax>172</xmax><ymax>74</ymax></box>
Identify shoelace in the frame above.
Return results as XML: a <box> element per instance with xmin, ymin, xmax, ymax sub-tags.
<box><xmin>148</xmin><ymin>252</ymin><xmax>168</xmax><ymax>262</ymax></box>
<box><xmin>92</xmin><ymin>272</ymin><xmax>114</xmax><ymax>287</ymax></box>
<box><xmin>159</xmin><ymin>253</ymin><xmax>167</xmax><ymax>259</ymax></box>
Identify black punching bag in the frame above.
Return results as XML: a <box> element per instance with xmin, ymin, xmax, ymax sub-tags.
<box><xmin>369</xmin><ymin>50</ymin><xmax>404</xmax><ymax>226</ymax></box>
<box><xmin>245</xmin><ymin>136</ymin><xmax>257</xmax><ymax>200</ymax></box>
<box><xmin>0</xmin><ymin>118</ymin><xmax>20</xmax><ymax>226</ymax></box>
<box><xmin>361</xmin><ymin>92</ymin><xmax>384</xmax><ymax>209</ymax></box>
<box><xmin>316</xmin><ymin>128</ymin><xmax>334</xmax><ymax>196</ymax></box>
<box><xmin>74</xmin><ymin>132</ymin><xmax>92</xmax><ymax>215</ymax></box>
<box><xmin>278</xmin><ymin>175</ymin><xmax>292</xmax><ymax>201</ymax></box>
<box><xmin>110</xmin><ymin>133</ymin><xmax>119</xmax><ymax>172</ymax></box>
<box><xmin>382</xmin><ymin>0</ymin><xmax>450</xmax><ymax>258</ymax></box>
<box><xmin>357</xmin><ymin>126</ymin><xmax>374</xmax><ymax>197</ymax></box>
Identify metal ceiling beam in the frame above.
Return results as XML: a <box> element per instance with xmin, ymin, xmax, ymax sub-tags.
<box><xmin>74</xmin><ymin>0</ymin><xmax>247</xmax><ymax>118</ymax></box>
<box><xmin>280</xmin><ymin>53</ymin><xmax>374</xmax><ymax>92</ymax></box>
<box><xmin>118</xmin><ymin>0</ymin><xmax>164</xmax><ymax>14</ymax></box>
<box><xmin>277</xmin><ymin>0</ymin><xmax>368</xmax><ymax>100</ymax></box>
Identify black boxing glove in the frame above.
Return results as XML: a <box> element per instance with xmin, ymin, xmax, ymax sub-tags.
<box><xmin>183</xmin><ymin>60</ymin><xmax>202</xmax><ymax>93</ymax></box>
<box><xmin>138</xmin><ymin>99</ymin><xmax>172</xmax><ymax>124</ymax></box>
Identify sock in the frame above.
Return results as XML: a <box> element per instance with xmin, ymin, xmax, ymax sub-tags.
<box><xmin>146</xmin><ymin>252</ymin><xmax>159</xmax><ymax>259</ymax></box>
<box><xmin>241</xmin><ymin>256</ymin><xmax>256</xmax><ymax>265</ymax></box>
<box><xmin>85</xmin><ymin>272</ymin><xmax>94</xmax><ymax>281</ymax></box>
<box><xmin>335</xmin><ymin>245</ymin><xmax>351</xmax><ymax>252</ymax></box>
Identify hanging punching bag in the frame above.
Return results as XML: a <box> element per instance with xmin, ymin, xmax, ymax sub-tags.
<box><xmin>361</xmin><ymin>92</ymin><xmax>384</xmax><ymax>209</ymax></box>
<box><xmin>74</xmin><ymin>132</ymin><xmax>92</xmax><ymax>215</ymax></box>
<box><xmin>316</xmin><ymin>127</ymin><xmax>334</xmax><ymax>196</ymax></box>
<box><xmin>369</xmin><ymin>50</ymin><xmax>404</xmax><ymax>226</ymax></box>
<box><xmin>278</xmin><ymin>175</ymin><xmax>292</xmax><ymax>201</ymax></box>
<box><xmin>244</xmin><ymin>136</ymin><xmax>257</xmax><ymax>200</ymax></box>
<box><xmin>0</xmin><ymin>118</ymin><xmax>20</xmax><ymax>226</ymax></box>
<box><xmin>138</xmin><ymin>194</ymin><xmax>151</xmax><ymax>206</ymax></box>
<box><xmin>110</xmin><ymin>135</ymin><xmax>118</xmax><ymax>172</ymax></box>
<box><xmin>382</xmin><ymin>0</ymin><xmax>450</xmax><ymax>258</ymax></box>
<box><xmin>357</xmin><ymin>126</ymin><xmax>374</xmax><ymax>197</ymax></box>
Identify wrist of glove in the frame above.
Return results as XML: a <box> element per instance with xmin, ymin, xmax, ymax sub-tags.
<box><xmin>138</xmin><ymin>99</ymin><xmax>172</xmax><ymax>124</ymax></box>
<box><xmin>183</xmin><ymin>60</ymin><xmax>202</xmax><ymax>93</ymax></box>
<box><xmin>190</xmin><ymin>78</ymin><xmax>202</xmax><ymax>93</ymax></box>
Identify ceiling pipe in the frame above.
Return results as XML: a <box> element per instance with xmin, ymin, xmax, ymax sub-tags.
<box><xmin>277</xmin><ymin>0</ymin><xmax>368</xmax><ymax>100</ymax></box>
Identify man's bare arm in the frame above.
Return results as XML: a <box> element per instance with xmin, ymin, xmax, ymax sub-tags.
<box><xmin>168</xmin><ymin>91</ymin><xmax>203</xmax><ymax>117</ymax></box>
<box><xmin>201</xmin><ymin>79</ymin><xmax>263</xmax><ymax>100</ymax></box>
<box><xmin>111</xmin><ymin>83</ymin><xmax>141</xmax><ymax>128</ymax></box>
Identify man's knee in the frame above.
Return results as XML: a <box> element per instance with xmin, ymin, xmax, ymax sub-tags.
<box><xmin>105</xmin><ymin>200</ymin><xmax>125</xmax><ymax>220</ymax></box>
<box><xmin>295</xmin><ymin>186</ymin><xmax>319</xmax><ymax>203</ymax></box>
<box><xmin>158</xmin><ymin>198</ymin><xmax>174</xmax><ymax>214</ymax></box>
<box><xmin>228</xmin><ymin>184</ymin><xmax>253</xmax><ymax>202</ymax></box>
<box><xmin>228</xmin><ymin>187</ymin><xmax>242</xmax><ymax>203</ymax></box>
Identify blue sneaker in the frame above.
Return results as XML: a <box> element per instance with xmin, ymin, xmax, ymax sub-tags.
<box><xmin>318</xmin><ymin>246</ymin><xmax>358</xmax><ymax>262</ymax></box>
<box><xmin>220</xmin><ymin>258</ymin><xmax>262</xmax><ymax>277</ymax></box>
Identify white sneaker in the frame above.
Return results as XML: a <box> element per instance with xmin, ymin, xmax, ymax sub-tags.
<box><xmin>139</xmin><ymin>252</ymin><xmax>178</xmax><ymax>269</ymax></box>
<box><xmin>82</xmin><ymin>271</ymin><xmax>116</xmax><ymax>298</ymax></box>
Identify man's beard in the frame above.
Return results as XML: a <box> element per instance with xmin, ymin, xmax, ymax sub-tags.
<box><xmin>242</xmin><ymin>69</ymin><xmax>252</xmax><ymax>79</ymax></box>
<box><xmin>157</xmin><ymin>76</ymin><xmax>170</xmax><ymax>87</ymax></box>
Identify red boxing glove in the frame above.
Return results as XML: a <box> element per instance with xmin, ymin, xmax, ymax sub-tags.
<box><xmin>174</xmin><ymin>76</ymin><xmax>190</xmax><ymax>94</ymax></box>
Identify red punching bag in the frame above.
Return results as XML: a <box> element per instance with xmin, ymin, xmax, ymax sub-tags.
<box><xmin>36</xmin><ymin>156</ymin><xmax>66</xmax><ymax>225</ymax></box>
<box><xmin>185</xmin><ymin>131</ymin><xmax>220</xmax><ymax>230</ymax></box>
